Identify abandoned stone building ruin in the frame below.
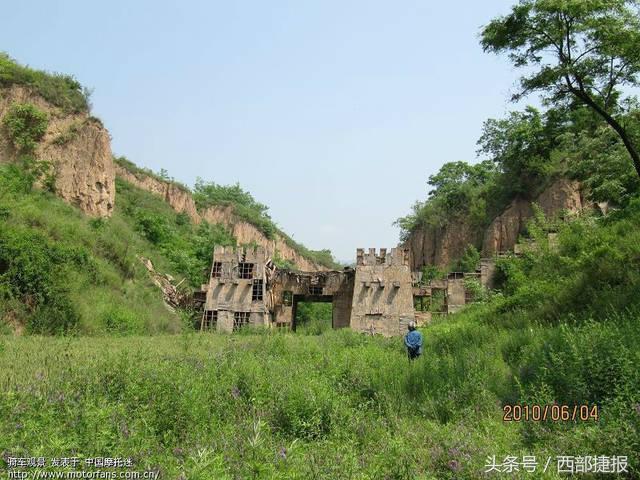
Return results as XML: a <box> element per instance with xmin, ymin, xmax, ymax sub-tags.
<box><xmin>199</xmin><ymin>245</ymin><xmax>496</xmax><ymax>336</ymax></box>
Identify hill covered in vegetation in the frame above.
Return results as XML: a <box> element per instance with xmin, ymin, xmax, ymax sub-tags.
<box><xmin>397</xmin><ymin>104</ymin><xmax>640</xmax><ymax>273</ymax></box>
<box><xmin>113</xmin><ymin>156</ymin><xmax>339</xmax><ymax>271</ymax></box>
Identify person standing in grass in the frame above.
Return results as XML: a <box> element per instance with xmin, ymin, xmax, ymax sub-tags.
<box><xmin>404</xmin><ymin>321</ymin><xmax>422</xmax><ymax>360</ymax></box>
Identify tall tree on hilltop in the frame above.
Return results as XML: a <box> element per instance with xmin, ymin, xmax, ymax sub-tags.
<box><xmin>481</xmin><ymin>0</ymin><xmax>640</xmax><ymax>177</ymax></box>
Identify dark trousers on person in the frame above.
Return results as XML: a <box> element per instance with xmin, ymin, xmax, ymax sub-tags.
<box><xmin>407</xmin><ymin>348</ymin><xmax>421</xmax><ymax>360</ymax></box>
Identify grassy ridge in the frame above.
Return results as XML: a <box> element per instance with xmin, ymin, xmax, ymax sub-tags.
<box><xmin>114</xmin><ymin>157</ymin><xmax>340</xmax><ymax>270</ymax></box>
<box><xmin>0</xmin><ymin>52</ymin><xmax>89</xmax><ymax>113</ymax></box>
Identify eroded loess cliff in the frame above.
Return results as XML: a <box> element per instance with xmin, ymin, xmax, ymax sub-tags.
<box><xmin>404</xmin><ymin>178</ymin><xmax>585</xmax><ymax>271</ymax></box>
<box><xmin>115</xmin><ymin>163</ymin><xmax>199</xmax><ymax>221</ymax></box>
<box><xmin>404</xmin><ymin>217</ymin><xmax>483</xmax><ymax>271</ymax></box>
<box><xmin>0</xmin><ymin>85</ymin><xmax>114</xmax><ymax>217</ymax></box>
<box><xmin>115</xmin><ymin>164</ymin><xmax>325</xmax><ymax>271</ymax></box>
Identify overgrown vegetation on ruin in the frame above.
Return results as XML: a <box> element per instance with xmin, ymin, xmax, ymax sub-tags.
<box><xmin>0</xmin><ymin>53</ymin><xmax>90</xmax><ymax>113</ymax></box>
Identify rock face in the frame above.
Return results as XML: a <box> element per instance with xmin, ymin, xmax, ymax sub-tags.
<box><xmin>115</xmin><ymin>164</ymin><xmax>325</xmax><ymax>271</ymax></box>
<box><xmin>404</xmin><ymin>178</ymin><xmax>585</xmax><ymax>270</ymax></box>
<box><xmin>404</xmin><ymin>218</ymin><xmax>483</xmax><ymax>272</ymax></box>
<box><xmin>481</xmin><ymin>198</ymin><xmax>533</xmax><ymax>256</ymax></box>
<box><xmin>482</xmin><ymin>178</ymin><xmax>584</xmax><ymax>255</ymax></box>
<box><xmin>0</xmin><ymin>85</ymin><xmax>115</xmax><ymax>217</ymax></box>
<box><xmin>115</xmin><ymin>164</ymin><xmax>199</xmax><ymax>221</ymax></box>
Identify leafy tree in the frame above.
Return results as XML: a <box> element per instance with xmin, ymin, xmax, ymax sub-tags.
<box><xmin>395</xmin><ymin>160</ymin><xmax>498</xmax><ymax>238</ymax></box>
<box><xmin>560</xmin><ymin>111</ymin><xmax>640</xmax><ymax>205</ymax></box>
<box><xmin>477</xmin><ymin>106</ymin><xmax>563</xmax><ymax>195</ymax></box>
<box><xmin>427</xmin><ymin>160</ymin><xmax>498</xmax><ymax>210</ymax></box>
<box><xmin>455</xmin><ymin>245</ymin><xmax>481</xmax><ymax>272</ymax></box>
<box><xmin>420</xmin><ymin>265</ymin><xmax>446</xmax><ymax>283</ymax></box>
<box><xmin>481</xmin><ymin>0</ymin><xmax>640</xmax><ymax>177</ymax></box>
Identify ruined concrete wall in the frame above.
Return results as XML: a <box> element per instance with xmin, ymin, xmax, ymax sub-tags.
<box><xmin>203</xmin><ymin>245</ymin><xmax>269</xmax><ymax>333</ymax></box>
<box><xmin>202</xmin><ymin>246</ymin><xmax>416</xmax><ymax>336</ymax></box>
<box><xmin>446</xmin><ymin>277</ymin><xmax>466</xmax><ymax>314</ymax></box>
<box><xmin>332</xmin><ymin>275</ymin><xmax>355</xmax><ymax>329</ymax></box>
<box><xmin>0</xmin><ymin>85</ymin><xmax>114</xmax><ymax>217</ymax></box>
<box><xmin>480</xmin><ymin>258</ymin><xmax>497</xmax><ymax>290</ymax></box>
<box><xmin>269</xmin><ymin>269</ymin><xmax>353</xmax><ymax>328</ymax></box>
<box><xmin>350</xmin><ymin>248</ymin><xmax>414</xmax><ymax>337</ymax></box>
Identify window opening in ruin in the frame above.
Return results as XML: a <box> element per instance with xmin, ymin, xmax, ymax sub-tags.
<box><xmin>202</xmin><ymin>310</ymin><xmax>218</xmax><ymax>330</ymax></box>
<box><xmin>283</xmin><ymin>291</ymin><xmax>293</xmax><ymax>306</ymax></box>
<box><xmin>211</xmin><ymin>262</ymin><xmax>222</xmax><ymax>278</ymax></box>
<box><xmin>238</xmin><ymin>262</ymin><xmax>254</xmax><ymax>279</ymax></box>
<box><xmin>233</xmin><ymin>312</ymin><xmax>250</xmax><ymax>331</ymax></box>
<box><xmin>413</xmin><ymin>296</ymin><xmax>430</xmax><ymax>312</ymax></box>
<box><xmin>252</xmin><ymin>279</ymin><xmax>264</xmax><ymax>301</ymax></box>
<box><xmin>430</xmin><ymin>289</ymin><xmax>447</xmax><ymax>313</ymax></box>
<box><xmin>309</xmin><ymin>285</ymin><xmax>323</xmax><ymax>296</ymax></box>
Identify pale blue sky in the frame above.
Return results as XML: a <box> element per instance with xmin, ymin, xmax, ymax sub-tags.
<box><xmin>3</xmin><ymin>0</ymin><xmax>519</xmax><ymax>262</ymax></box>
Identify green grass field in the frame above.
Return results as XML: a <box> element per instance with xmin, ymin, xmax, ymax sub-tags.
<box><xmin>1</xmin><ymin>304</ymin><xmax>638</xmax><ymax>479</ymax></box>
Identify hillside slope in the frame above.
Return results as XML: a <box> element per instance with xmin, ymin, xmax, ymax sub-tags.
<box><xmin>114</xmin><ymin>159</ymin><xmax>338</xmax><ymax>271</ymax></box>
<box><xmin>0</xmin><ymin>164</ymin><xmax>184</xmax><ymax>334</ymax></box>
<box><xmin>399</xmin><ymin>105</ymin><xmax>640</xmax><ymax>273</ymax></box>
<box><xmin>0</xmin><ymin>53</ymin><xmax>337</xmax><ymax>273</ymax></box>
<box><xmin>404</xmin><ymin>177</ymin><xmax>586</xmax><ymax>270</ymax></box>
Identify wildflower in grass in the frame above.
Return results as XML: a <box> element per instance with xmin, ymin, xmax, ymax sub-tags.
<box><xmin>231</xmin><ymin>386</ymin><xmax>241</xmax><ymax>399</ymax></box>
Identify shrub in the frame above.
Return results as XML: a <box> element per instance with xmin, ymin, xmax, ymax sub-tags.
<box><xmin>0</xmin><ymin>226</ymin><xmax>82</xmax><ymax>333</ymax></box>
<box><xmin>135</xmin><ymin>211</ymin><xmax>169</xmax><ymax>245</ymax></box>
<box><xmin>2</xmin><ymin>103</ymin><xmax>49</xmax><ymax>153</ymax></box>
<box><xmin>454</xmin><ymin>244</ymin><xmax>480</xmax><ymax>272</ymax></box>
<box><xmin>101</xmin><ymin>305</ymin><xmax>140</xmax><ymax>334</ymax></box>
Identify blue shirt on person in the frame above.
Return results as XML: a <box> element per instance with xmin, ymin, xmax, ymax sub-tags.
<box><xmin>404</xmin><ymin>329</ymin><xmax>423</xmax><ymax>359</ymax></box>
